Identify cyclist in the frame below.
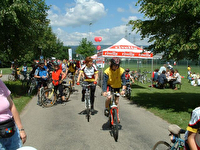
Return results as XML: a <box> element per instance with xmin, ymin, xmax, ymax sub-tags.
<box><xmin>34</xmin><ymin>60</ymin><xmax>48</xmax><ymax>105</ymax></box>
<box><xmin>22</xmin><ymin>63</ymin><xmax>28</xmax><ymax>80</ymax></box>
<box><xmin>52</xmin><ymin>62</ymin><xmax>66</xmax><ymax>102</ymax></box>
<box><xmin>102</xmin><ymin>58</ymin><xmax>126</xmax><ymax>117</ymax></box>
<box><xmin>125</xmin><ymin>68</ymin><xmax>135</xmax><ymax>84</ymax></box>
<box><xmin>77</xmin><ymin>57</ymin><xmax>98</xmax><ymax>113</ymax></box>
<box><xmin>66</xmin><ymin>60</ymin><xmax>77</xmax><ymax>89</ymax></box>
<box><xmin>185</xmin><ymin>106</ymin><xmax>200</xmax><ymax>150</ymax></box>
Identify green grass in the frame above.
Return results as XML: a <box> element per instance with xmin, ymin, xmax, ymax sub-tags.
<box><xmin>1</xmin><ymin>68</ymin><xmax>12</xmax><ymax>74</ymax></box>
<box><xmin>130</xmin><ymin>74</ymin><xmax>199</xmax><ymax>129</ymax></box>
<box><xmin>4</xmin><ymin>80</ymin><xmax>32</xmax><ymax>113</ymax></box>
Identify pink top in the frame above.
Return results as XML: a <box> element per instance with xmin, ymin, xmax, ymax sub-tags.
<box><xmin>0</xmin><ymin>79</ymin><xmax>12</xmax><ymax>122</ymax></box>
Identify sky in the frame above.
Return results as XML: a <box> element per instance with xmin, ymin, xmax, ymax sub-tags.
<box><xmin>45</xmin><ymin>0</ymin><xmax>149</xmax><ymax>46</ymax></box>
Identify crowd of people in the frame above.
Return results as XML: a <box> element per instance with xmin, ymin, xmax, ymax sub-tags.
<box><xmin>0</xmin><ymin>57</ymin><xmax>199</xmax><ymax>150</ymax></box>
<box><xmin>151</xmin><ymin>63</ymin><xmax>182</xmax><ymax>90</ymax></box>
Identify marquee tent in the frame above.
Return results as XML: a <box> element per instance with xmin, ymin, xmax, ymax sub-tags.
<box><xmin>97</xmin><ymin>38</ymin><xmax>153</xmax><ymax>59</ymax></box>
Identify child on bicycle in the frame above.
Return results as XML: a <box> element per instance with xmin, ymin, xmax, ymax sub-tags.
<box><xmin>185</xmin><ymin>106</ymin><xmax>200</xmax><ymax>150</ymax></box>
<box><xmin>102</xmin><ymin>58</ymin><xmax>126</xmax><ymax>117</ymax></box>
<box><xmin>52</xmin><ymin>62</ymin><xmax>66</xmax><ymax>103</ymax></box>
<box><xmin>125</xmin><ymin>68</ymin><xmax>135</xmax><ymax>85</ymax></box>
<box><xmin>77</xmin><ymin>57</ymin><xmax>98</xmax><ymax>113</ymax></box>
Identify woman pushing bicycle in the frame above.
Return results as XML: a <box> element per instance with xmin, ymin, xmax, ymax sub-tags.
<box><xmin>102</xmin><ymin>58</ymin><xmax>126</xmax><ymax>117</ymax></box>
<box><xmin>77</xmin><ymin>57</ymin><xmax>98</xmax><ymax>113</ymax></box>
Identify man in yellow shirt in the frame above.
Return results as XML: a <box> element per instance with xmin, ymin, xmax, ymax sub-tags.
<box><xmin>102</xmin><ymin>58</ymin><xmax>126</xmax><ymax>117</ymax></box>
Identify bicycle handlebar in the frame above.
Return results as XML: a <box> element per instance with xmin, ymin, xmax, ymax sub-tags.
<box><xmin>81</xmin><ymin>83</ymin><xmax>95</xmax><ymax>87</ymax></box>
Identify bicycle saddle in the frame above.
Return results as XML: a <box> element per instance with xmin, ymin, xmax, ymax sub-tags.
<box><xmin>168</xmin><ymin>124</ymin><xmax>185</xmax><ymax>135</ymax></box>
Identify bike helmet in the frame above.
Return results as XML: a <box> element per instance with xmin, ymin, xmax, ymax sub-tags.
<box><xmin>110</xmin><ymin>57</ymin><xmax>121</xmax><ymax>67</ymax></box>
<box><xmin>53</xmin><ymin>61</ymin><xmax>59</xmax><ymax>66</ymax></box>
<box><xmin>125</xmin><ymin>68</ymin><xmax>130</xmax><ymax>72</ymax></box>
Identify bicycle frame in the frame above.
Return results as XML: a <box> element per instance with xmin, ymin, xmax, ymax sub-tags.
<box><xmin>108</xmin><ymin>90</ymin><xmax>120</xmax><ymax>125</ymax></box>
<box><xmin>170</xmin><ymin>134</ymin><xmax>185</xmax><ymax>149</ymax></box>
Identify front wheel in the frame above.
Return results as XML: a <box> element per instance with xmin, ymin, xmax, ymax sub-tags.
<box><xmin>113</xmin><ymin>109</ymin><xmax>119</xmax><ymax>142</ymax></box>
<box><xmin>41</xmin><ymin>88</ymin><xmax>57</xmax><ymax>107</ymax></box>
<box><xmin>152</xmin><ymin>141</ymin><xmax>171</xmax><ymax>150</ymax></box>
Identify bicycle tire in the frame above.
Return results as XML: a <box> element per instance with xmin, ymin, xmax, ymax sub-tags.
<box><xmin>41</xmin><ymin>88</ymin><xmax>57</xmax><ymax>107</ymax></box>
<box><xmin>152</xmin><ymin>141</ymin><xmax>171</xmax><ymax>150</ymax></box>
<box><xmin>8</xmin><ymin>74</ymin><xmax>14</xmax><ymax>81</ymax></box>
<box><xmin>113</xmin><ymin>109</ymin><xmax>119</xmax><ymax>142</ymax></box>
<box><xmin>86</xmin><ymin>98</ymin><xmax>90</xmax><ymax>122</ymax></box>
<box><xmin>63</xmin><ymin>86</ymin><xmax>70</xmax><ymax>101</ymax></box>
<box><xmin>28</xmin><ymin>86</ymin><xmax>34</xmax><ymax>96</ymax></box>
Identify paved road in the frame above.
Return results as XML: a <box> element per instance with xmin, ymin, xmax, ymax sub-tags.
<box><xmin>0</xmin><ymin>74</ymin><xmax>8</xmax><ymax>81</ymax></box>
<box><xmin>21</xmin><ymin>85</ymin><xmax>170</xmax><ymax>150</ymax></box>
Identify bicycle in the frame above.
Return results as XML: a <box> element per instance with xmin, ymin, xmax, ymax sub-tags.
<box><xmin>27</xmin><ymin>77</ymin><xmax>37</xmax><ymax>96</ymax></box>
<box><xmin>81</xmin><ymin>83</ymin><xmax>95</xmax><ymax>122</ymax></box>
<box><xmin>125</xmin><ymin>82</ymin><xmax>132</xmax><ymax>100</ymax></box>
<box><xmin>107</xmin><ymin>89</ymin><xmax>120</xmax><ymax>142</ymax></box>
<box><xmin>40</xmin><ymin>81</ymin><xmax>70</xmax><ymax>107</ymax></box>
<box><xmin>152</xmin><ymin>124</ymin><xmax>185</xmax><ymax>150</ymax></box>
<box><xmin>67</xmin><ymin>73</ymin><xmax>75</xmax><ymax>93</ymax></box>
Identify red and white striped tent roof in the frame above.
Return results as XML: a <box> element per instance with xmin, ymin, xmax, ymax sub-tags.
<box><xmin>97</xmin><ymin>38</ymin><xmax>153</xmax><ymax>59</ymax></box>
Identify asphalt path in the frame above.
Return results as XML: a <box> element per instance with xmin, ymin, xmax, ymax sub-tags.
<box><xmin>20</xmin><ymin>85</ymin><xmax>171</xmax><ymax>150</ymax></box>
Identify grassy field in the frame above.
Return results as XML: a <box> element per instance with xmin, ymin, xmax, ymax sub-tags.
<box><xmin>2</xmin><ymin>63</ymin><xmax>200</xmax><ymax>129</ymax></box>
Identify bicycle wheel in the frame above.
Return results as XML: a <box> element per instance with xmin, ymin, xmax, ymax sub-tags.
<box><xmin>63</xmin><ymin>86</ymin><xmax>70</xmax><ymax>101</ymax></box>
<box><xmin>113</xmin><ymin>109</ymin><xmax>119</xmax><ymax>142</ymax></box>
<box><xmin>8</xmin><ymin>74</ymin><xmax>14</xmax><ymax>81</ymax></box>
<box><xmin>152</xmin><ymin>141</ymin><xmax>171</xmax><ymax>150</ymax></box>
<box><xmin>85</xmin><ymin>98</ymin><xmax>90</xmax><ymax>122</ymax></box>
<box><xmin>41</xmin><ymin>88</ymin><xmax>57</xmax><ymax>107</ymax></box>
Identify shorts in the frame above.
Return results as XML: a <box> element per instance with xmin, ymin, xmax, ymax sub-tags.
<box><xmin>0</xmin><ymin>126</ymin><xmax>22</xmax><ymax>150</ymax></box>
<box><xmin>68</xmin><ymin>71</ymin><xmax>75</xmax><ymax>76</ymax></box>
<box><xmin>107</xmin><ymin>85</ymin><xmax>120</xmax><ymax>93</ymax></box>
<box><xmin>37</xmin><ymin>79</ymin><xmax>47</xmax><ymax>89</ymax></box>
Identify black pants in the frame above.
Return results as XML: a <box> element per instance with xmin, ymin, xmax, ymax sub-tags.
<box><xmin>82</xmin><ymin>81</ymin><xmax>96</xmax><ymax>106</ymax></box>
<box><xmin>54</xmin><ymin>84</ymin><xmax>64</xmax><ymax>96</ymax></box>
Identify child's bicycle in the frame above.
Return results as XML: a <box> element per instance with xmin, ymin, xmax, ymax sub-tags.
<box><xmin>152</xmin><ymin>124</ymin><xmax>186</xmax><ymax>150</ymax></box>
<box><xmin>107</xmin><ymin>89</ymin><xmax>120</xmax><ymax>142</ymax></box>
<box><xmin>40</xmin><ymin>81</ymin><xmax>70</xmax><ymax>107</ymax></box>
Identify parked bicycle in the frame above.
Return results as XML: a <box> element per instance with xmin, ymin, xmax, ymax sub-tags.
<box><xmin>152</xmin><ymin>124</ymin><xmax>185</xmax><ymax>150</ymax></box>
<box><xmin>81</xmin><ymin>83</ymin><xmax>95</xmax><ymax>122</ymax></box>
<box><xmin>40</xmin><ymin>81</ymin><xmax>70</xmax><ymax>107</ymax></box>
<box><xmin>27</xmin><ymin>77</ymin><xmax>37</xmax><ymax>96</ymax></box>
<box><xmin>107</xmin><ymin>89</ymin><xmax>120</xmax><ymax>142</ymax></box>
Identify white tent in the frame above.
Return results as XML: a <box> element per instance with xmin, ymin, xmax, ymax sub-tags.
<box><xmin>97</xmin><ymin>38</ymin><xmax>153</xmax><ymax>59</ymax></box>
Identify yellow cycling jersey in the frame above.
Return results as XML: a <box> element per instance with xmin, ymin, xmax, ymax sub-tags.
<box><xmin>104</xmin><ymin>67</ymin><xmax>125</xmax><ymax>88</ymax></box>
<box><xmin>67</xmin><ymin>63</ymin><xmax>76</xmax><ymax>73</ymax></box>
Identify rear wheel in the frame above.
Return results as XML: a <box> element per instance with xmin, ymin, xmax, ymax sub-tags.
<box><xmin>41</xmin><ymin>88</ymin><xmax>57</xmax><ymax>107</ymax></box>
<box><xmin>113</xmin><ymin>109</ymin><xmax>119</xmax><ymax>142</ymax></box>
<box><xmin>63</xmin><ymin>86</ymin><xmax>70</xmax><ymax>101</ymax></box>
<box><xmin>152</xmin><ymin>141</ymin><xmax>171</xmax><ymax>150</ymax></box>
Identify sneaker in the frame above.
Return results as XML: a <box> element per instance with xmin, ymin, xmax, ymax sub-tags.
<box><xmin>104</xmin><ymin>108</ymin><xmax>109</xmax><ymax>117</ymax></box>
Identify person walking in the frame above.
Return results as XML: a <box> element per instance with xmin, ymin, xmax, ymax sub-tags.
<box><xmin>0</xmin><ymin>79</ymin><xmax>27</xmax><ymax>149</ymax></box>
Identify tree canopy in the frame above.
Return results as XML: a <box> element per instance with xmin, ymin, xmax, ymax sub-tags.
<box><xmin>76</xmin><ymin>38</ymin><xmax>96</xmax><ymax>59</ymax></box>
<box><xmin>129</xmin><ymin>0</ymin><xmax>200</xmax><ymax>61</ymax></box>
<box><xmin>0</xmin><ymin>0</ymin><xmax>68</xmax><ymax>67</ymax></box>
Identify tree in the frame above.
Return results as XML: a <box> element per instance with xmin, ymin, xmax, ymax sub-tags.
<box><xmin>76</xmin><ymin>38</ymin><xmax>96</xmax><ymax>58</ymax></box>
<box><xmin>0</xmin><ymin>0</ymin><xmax>50</xmax><ymax>61</ymax></box>
<box><xmin>129</xmin><ymin>0</ymin><xmax>200</xmax><ymax>61</ymax></box>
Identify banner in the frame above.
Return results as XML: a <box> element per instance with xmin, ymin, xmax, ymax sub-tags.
<box><xmin>68</xmin><ymin>48</ymin><xmax>72</xmax><ymax>61</ymax></box>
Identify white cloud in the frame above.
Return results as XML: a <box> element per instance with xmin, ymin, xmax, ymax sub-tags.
<box><xmin>48</xmin><ymin>0</ymin><xmax>107</xmax><ymax>27</ymax></box>
<box><xmin>121</xmin><ymin>16</ymin><xmax>138</xmax><ymax>23</ymax></box>
<box><xmin>129</xmin><ymin>3</ymin><xmax>140</xmax><ymax>14</ymax></box>
<box><xmin>117</xmin><ymin>7</ymin><xmax>125</xmax><ymax>13</ymax></box>
<box><xmin>53</xmin><ymin>25</ymin><xmax>149</xmax><ymax>46</ymax></box>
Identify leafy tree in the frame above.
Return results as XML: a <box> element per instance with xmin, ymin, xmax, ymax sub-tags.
<box><xmin>129</xmin><ymin>0</ymin><xmax>200</xmax><ymax>61</ymax></box>
<box><xmin>76</xmin><ymin>38</ymin><xmax>96</xmax><ymax>59</ymax></box>
<box><xmin>0</xmin><ymin>0</ymin><xmax>50</xmax><ymax>62</ymax></box>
